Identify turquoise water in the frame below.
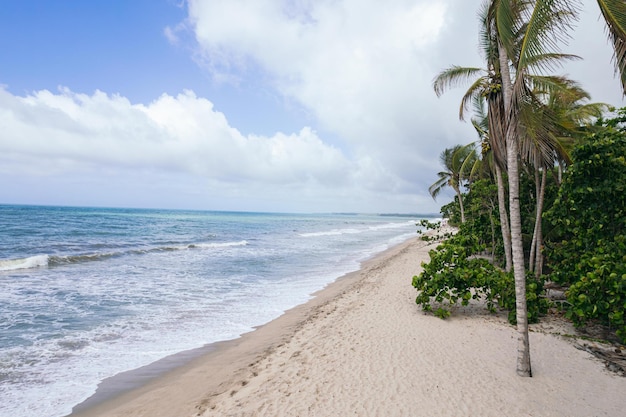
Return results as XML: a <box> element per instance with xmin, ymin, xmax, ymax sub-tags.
<box><xmin>0</xmin><ymin>205</ymin><xmax>431</xmax><ymax>417</ymax></box>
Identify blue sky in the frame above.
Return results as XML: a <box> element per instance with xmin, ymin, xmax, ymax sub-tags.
<box><xmin>0</xmin><ymin>0</ymin><xmax>623</xmax><ymax>213</ymax></box>
<box><xmin>0</xmin><ymin>0</ymin><xmax>308</xmax><ymax>136</ymax></box>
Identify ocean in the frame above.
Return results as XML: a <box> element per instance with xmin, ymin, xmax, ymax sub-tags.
<box><xmin>0</xmin><ymin>205</ymin><xmax>431</xmax><ymax>417</ymax></box>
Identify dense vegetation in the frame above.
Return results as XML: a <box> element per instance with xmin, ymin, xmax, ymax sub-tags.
<box><xmin>415</xmin><ymin>109</ymin><xmax>626</xmax><ymax>344</ymax></box>
<box><xmin>414</xmin><ymin>1</ymin><xmax>626</xmax><ymax>364</ymax></box>
<box><xmin>545</xmin><ymin>112</ymin><xmax>626</xmax><ymax>342</ymax></box>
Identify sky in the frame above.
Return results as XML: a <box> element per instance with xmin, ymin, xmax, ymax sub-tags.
<box><xmin>0</xmin><ymin>0</ymin><xmax>623</xmax><ymax>214</ymax></box>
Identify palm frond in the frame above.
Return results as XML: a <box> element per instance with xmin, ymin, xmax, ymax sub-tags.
<box><xmin>494</xmin><ymin>0</ymin><xmax>520</xmax><ymax>58</ymax></box>
<box><xmin>525</xmin><ymin>74</ymin><xmax>586</xmax><ymax>100</ymax></box>
<box><xmin>428</xmin><ymin>176</ymin><xmax>449</xmax><ymax>200</ymax></box>
<box><xmin>524</xmin><ymin>52</ymin><xmax>581</xmax><ymax>73</ymax></box>
<box><xmin>597</xmin><ymin>0</ymin><xmax>626</xmax><ymax>94</ymax></box>
<box><xmin>459</xmin><ymin>76</ymin><xmax>490</xmax><ymax>120</ymax></box>
<box><xmin>472</xmin><ymin>92</ymin><xmax>488</xmax><ymax>122</ymax></box>
<box><xmin>566</xmin><ymin>102</ymin><xmax>610</xmax><ymax>124</ymax></box>
<box><xmin>433</xmin><ymin>66</ymin><xmax>485</xmax><ymax>97</ymax></box>
<box><xmin>458</xmin><ymin>143</ymin><xmax>480</xmax><ymax>181</ymax></box>
<box><xmin>486</xmin><ymin>88</ymin><xmax>508</xmax><ymax>170</ymax></box>
<box><xmin>517</xmin><ymin>0</ymin><xmax>581</xmax><ymax>73</ymax></box>
<box><xmin>479</xmin><ymin>0</ymin><xmax>501</xmax><ymax>66</ymax></box>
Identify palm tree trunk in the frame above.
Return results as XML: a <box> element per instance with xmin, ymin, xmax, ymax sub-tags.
<box><xmin>489</xmin><ymin>199</ymin><xmax>497</xmax><ymax>261</ymax></box>
<box><xmin>534</xmin><ymin>168</ymin><xmax>547</xmax><ymax>276</ymax></box>
<box><xmin>529</xmin><ymin>167</ymin><xmax>540</xmax><ymax>273</ymax></box>
<box><xmin>495</xmin><ymin>164</ymin><xmax>512</xmax><ymax>271</ymax></box>
<box><xmin>455</xmin><ymin>187</ymin><xmax>466</xmax><ymax>223</ymax></box>
<box><xmin>499</xmin><ymin>42</ymin><xmax>532</xmax><ymax>377</ymax></box>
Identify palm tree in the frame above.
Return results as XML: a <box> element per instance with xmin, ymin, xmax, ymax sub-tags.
<box><xmin>490</xmin><ymin>0</ymin><xmax>582</xmax><ymax>377</ymax></box>
<box><xmin>433</xmin><ymin>1</ymin><xmax>513</xmax><ymax>271</ymax></box>
<box><xmin>434</xmin><ymin>0</ymin><xmax>619</xmax><ymax>378</ymax></box>
<box><xmin>522</xmin><ymin>80</ymin><xmax>607</xmax><ymax>276</ymax></box>
<box><xmin>428</xmin><ymin>144</ymin><xmax>477</xmax><ymax>223</ymax></box>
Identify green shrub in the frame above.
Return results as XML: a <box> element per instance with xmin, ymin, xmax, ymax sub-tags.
<box><xmin>544</xmin><ymin>111</ymin><xmax>626</xmax><ymax>342</ymax></box>
<box><xmin>491</xmin><ymin>270</ymin><xmax>551</xmax><ymax>324</ymax></box>
<box><xmin>412</xmin><ymin>230</ymin><xmax>549</xmax><ymax>324</ymax></box>
<box><xmin>564</xmin><ymin>248</ymin><xmax>626</xmax><ymax>342</ymax></box>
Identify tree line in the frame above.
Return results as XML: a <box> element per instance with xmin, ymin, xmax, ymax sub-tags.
<box><xmin>414</xmin><ymin>0</ymin><xmax>626</xmax><ymax>377</ymax></box>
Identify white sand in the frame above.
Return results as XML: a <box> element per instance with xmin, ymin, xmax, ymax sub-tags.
<box><xmin>72</xmin><ymin>235</ymin><xmax>626</xmax><ymax>417</ymax></box>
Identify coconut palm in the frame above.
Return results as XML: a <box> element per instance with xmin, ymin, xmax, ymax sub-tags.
<box><xmin>490</xmin><ymin>0</ymin><xmax>582</xmax><ymax>377</ymax></box>
<box><xmin>517</xmin><ymin>0</ymin><xmax>626</xmax><ymax>275</ymax></box>
<box><xmin>428</xmin><ymin>144</ymin><xmax>477</xmax><ymax>224</ymax></box>
<box><xmin>433</xmin><ymin>1</ymin><xmax>513</xmax><ymax>272</ymax></box>
<box><xmin>522</xmin><ymin>80</ymin><xmax>608</xmax><ymax>276</ymax></box>
<box><xmin>435</xmin><ymin>0</ymin><xmax>618</xmax><ymax>378</ymax></box>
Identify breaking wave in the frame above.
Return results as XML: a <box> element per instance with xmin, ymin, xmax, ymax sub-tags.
<box><xmin>0</xmin><ymin>240</ymin><xmax>249</xmax><ymax>271</ymax></box>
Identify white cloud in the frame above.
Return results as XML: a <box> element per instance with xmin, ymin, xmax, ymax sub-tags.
<box><xmin>6</xmin><ymin>1</ymin><xmax>621</xmax><ymax>213</ymax></box>
<box><xmin>0</xmin><ymin>87</ymin><xmax>334</xmax><ymax>178</ymax></box>
<box><xmin>185</xmin><ymin>0</ymin><xmax>484</xmax><ymax>195</ymax></box>
<box><xmin>183</xmin><ymin>0</ymin><xmax>625</xmax><ymax>209</ymax></box>
<box><xmin>189</xmin><ymin>0</ymin><xmax>449</xmax><ymax>140</ymax></box>
<box><xmin>0</xmin><ymin>86</ymin><xmax>433</xmax><ymax>212</ymax></box>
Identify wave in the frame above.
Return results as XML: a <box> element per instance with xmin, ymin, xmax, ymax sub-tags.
<box><xmin>368</xmin><ymin>221</ymin><xmax>415</xmax><ymax>231</ymax></box>
<box><xmin>299</xmin><ymin>222</ymin><xmax>413</xmax><ymax>238</ymax></box>
<box><xmin>188</xmin><ymin>240</ymin><xmax>248</xmax><ymax>249</ymax></box>
<box><xmin>0</xmin><ymin>255</ymin><xmax>50</xmax><ymax>271</ymax></box>
<box><xmin>0</xmin><ymin>240</ymin><xmax>249</xmax><ymax>271</ymax></box>
<box><xmin>299</xmin><ymin>228</ymin><xmax>362</xmax><ymax>238</ymax></box>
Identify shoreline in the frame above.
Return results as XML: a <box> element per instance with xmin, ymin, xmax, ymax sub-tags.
<box><xmin>69</xmin><ymin>235</ymin><xmax>423</xmax><ymax>417</ymax></box>
<box><xmin>70</xmin><ymin>232</ymin><xmax>626</xmax><ymax>417</ymax></box>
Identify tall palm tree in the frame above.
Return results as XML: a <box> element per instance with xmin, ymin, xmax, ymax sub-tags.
<box><xmin>428</xmin><ymin>144</ymin><xmax>477</xmax><ymax>223</ymax></box>
<box><xmin>433</xmin><ymin>1</ymin><xmax>513</xmax><ymax>271</ymax></box>
<box><xmin>433</xmin><ymin>0</ymin><xmax>623</xmax><ymax>379</ymax></box>
<box><xmin>491</xmin><ymin>0</ymin><xmax>582</xmax><ymax>377</ymax></box>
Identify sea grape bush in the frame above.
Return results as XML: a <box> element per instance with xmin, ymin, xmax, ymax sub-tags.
<box><xmin>494</xmin><ymin>270</ymin><xmax>550</xmax><ymax>325</ymax></box>
<box><xmin>545</xmin><ymin>114</ymin><xmax>626</xmax><ymax>342</ymax></box>
<box><xmin>412</xmin><ymin>231</ymin><xmax>498</xmax><ymax>314</ymax></box>
<box><xmin>412</xmin><ymin>227</ymin><xmax>549</xmax><ymax>323</ymax></box>
<box><xmin>458</xmin><ymin>179</ymin><xmax>506</xmax><ymax>267</ymax></box>
<box><xmin>440</xmin><ymin>200</ymin><xmax>461</xmax><ymax>227</ymax></box>
<box><xmin>565</xmin><ymin>250</ymin><xmax>626</xmax><ymax>341</ymax></box>
<box><xmin>417</xmin><ymin>219</ymin><xmax>441</xmax><ymax>231</ymax></box>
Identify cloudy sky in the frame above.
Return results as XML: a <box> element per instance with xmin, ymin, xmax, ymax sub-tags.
<box><xmin>0</xmin><ymin>0</ymin><xmax>623</xmax><ymax>213</ymax></box>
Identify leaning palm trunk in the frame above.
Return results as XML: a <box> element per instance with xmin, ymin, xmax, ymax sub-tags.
<box><xmin>456</xmin><ymin>187</ymin><xmax>466</xmax><ymax>224</ymax></box>
<box><xmin>529</xmin><ymin>167</ymin><xmax>540</xmax><ymax>273</ymax></box>
<box><xmin>533</xmin><ymin>168</ymin><xmax>547</xmax><ymax>276</ymax></box>
<box><xmin>495</xmin><ymin>164</ymin><xmax>512</xmax><ymax>271</ymax></box>
<box><xmin>529</xmin><ymin>166</ymin><xmax>547</xmax><ymax>275</ymax></box>
<box><xmin>499</xmin><ymin>42</ymin><xmax>532</xmax><ymax>377</ymax></box>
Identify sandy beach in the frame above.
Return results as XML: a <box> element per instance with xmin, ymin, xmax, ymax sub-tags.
<box><xmin>71</xmin><ymin>234</ymin><xmax>626</xmax><ymax>417</ymax></box>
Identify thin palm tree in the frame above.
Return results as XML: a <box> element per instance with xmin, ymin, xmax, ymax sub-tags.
<box><xmin>433</xmin><ymin>1</ymin><xmax>513</xmax><ymax>271</ymax></box>
<box><xmin>428</xmin><ymin>144</ymin><xmax>477</xmax><ymax>223</ymax></box>
<box><xmin>490</xmin><ymin>0</ymin><xmax>581</xmax><ymax>377</ymax></box>
<box><xmin>522</xmin><ymin>80</ymin><xmax>607</xmax><ymax>276</ymax></box>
